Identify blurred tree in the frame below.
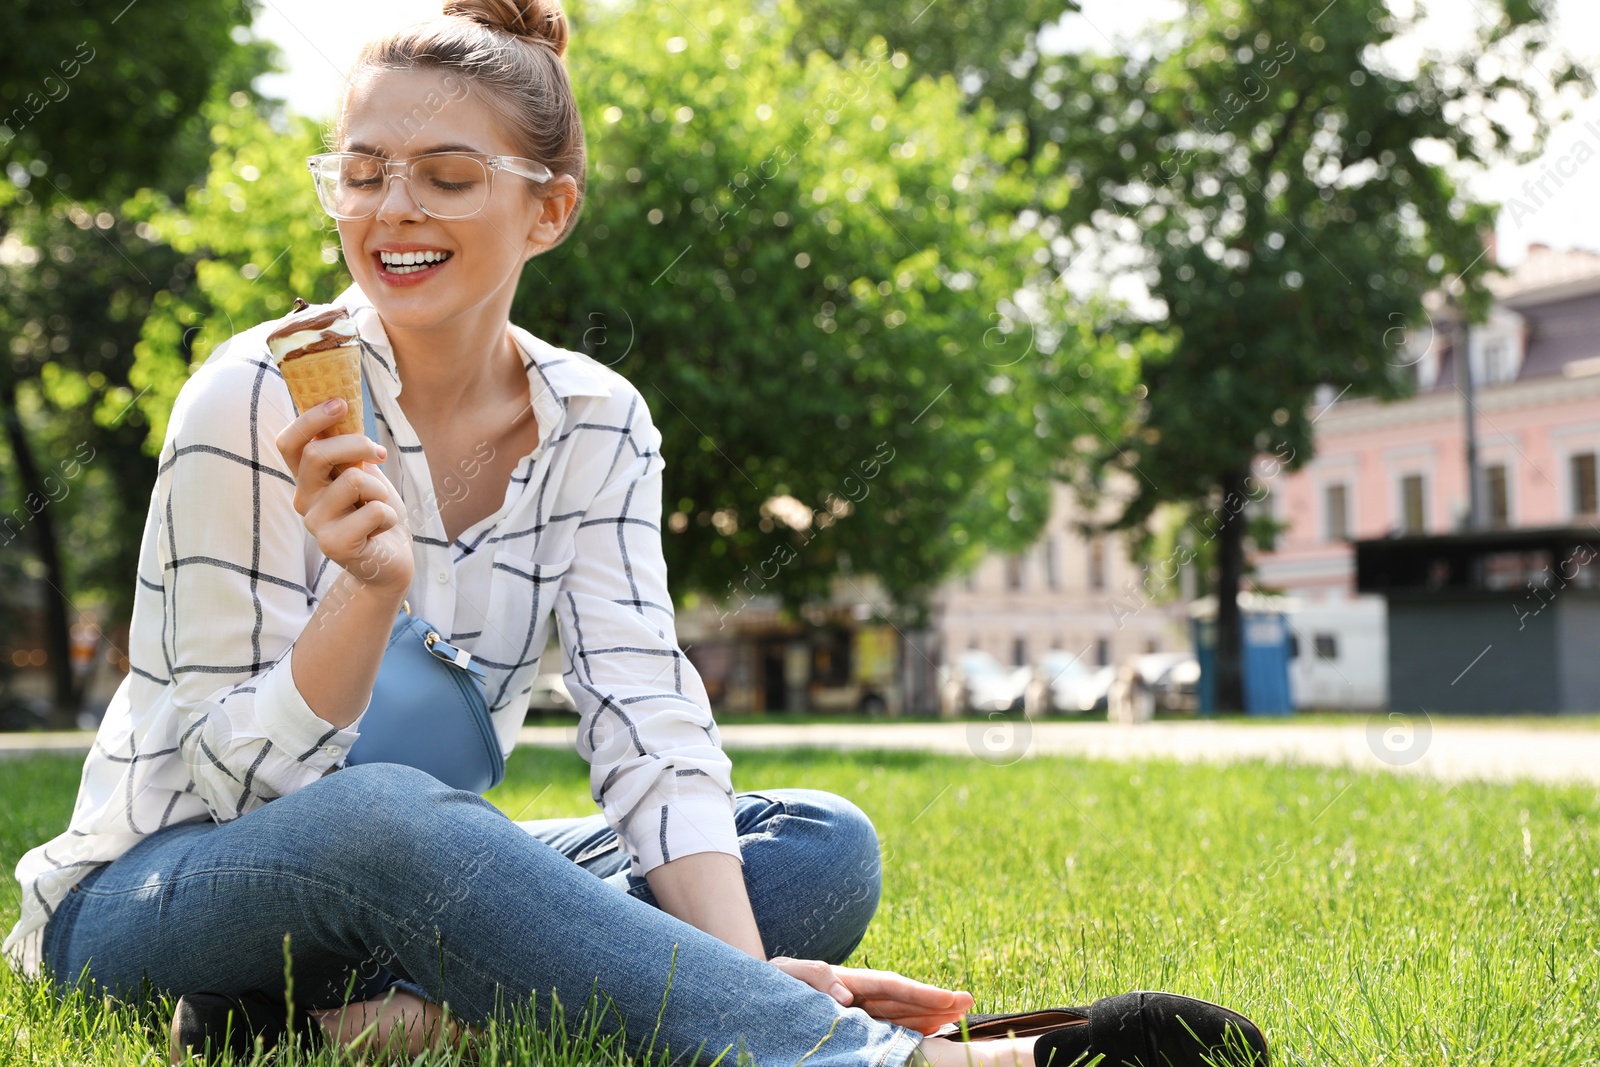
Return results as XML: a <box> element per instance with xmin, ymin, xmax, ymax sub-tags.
<box><xmin>0</xmin><ymin>521</ymin><xmax>30</xmax><ymax>725</ymax></box>
<box><xmin>0</xmin><ymin>0</ymin><xmax>270</xmax><ymax>215</ymax></box>
<box><xmin>530</xmin><ymin>0</ymin><xmax>1149</xmax><ymax>617</ymax></box>
<box><xmin>0</xmin><ymin>201</ymin><xmax>188</xmax><ymax>721</ymax></box>
<box><xmin>1041</xmin><ymin>0</ymin><xmax>1589</xmax><ymax>709</ymax></box>
<box><xmin>792</xmin><ymin>0</ymin><xmax>1078</xmax><ymax>135</ymax></box>
<box><xmin>127</xmin><ymin>98</ymin><xmax>348</xmax><ymax>451</ymax></box>
<box><xmin>1</xmin><ymin>0</ymin><xmax>268</xmax><ymax>725</ymax></box>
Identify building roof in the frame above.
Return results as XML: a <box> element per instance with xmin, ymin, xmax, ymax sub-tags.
<box><xmin>1355</xmin><ymin>525</ymin><xmax>1600</xmax><ymax>594</ymax></box>
<box><xmin>1488</xmin><ymin>244</ymin><xmax>1600</xmax><ymax>305</ymax></box>
<box><xmin>1428</xmin><ymin>243</ymin><xmax>1600</xmax><ymax>390</ymax></box>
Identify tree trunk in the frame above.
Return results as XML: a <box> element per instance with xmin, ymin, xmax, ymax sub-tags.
<box><xmin>1213</xmin><ymin>465</ymin><xmax>1248</xmax><ymax>712</ymax></box>
<box><xmin>0</xmin><ymin>380</ymin><xmax>81</xmax><ymax>728</ymax></box>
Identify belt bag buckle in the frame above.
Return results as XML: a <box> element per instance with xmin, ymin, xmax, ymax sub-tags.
<box><xmin>342</xmin><ymin>607</ymin><xmax>504</xmax><ymax>793</ymax></box>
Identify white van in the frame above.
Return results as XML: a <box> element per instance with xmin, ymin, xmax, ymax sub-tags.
<box><xmin>1284</xmin><ymin>596</ymin><xmax>1387</xmax><ymax>709</ymax></box>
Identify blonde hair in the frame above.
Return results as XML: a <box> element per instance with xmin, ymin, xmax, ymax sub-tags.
<box><xmin>338</xmin><ymin>0</ymin><xmax>586</xmax><ymax>246</ymax></box>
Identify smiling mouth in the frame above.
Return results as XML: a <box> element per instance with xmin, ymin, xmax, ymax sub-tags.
<box><xmin>378</xmin><ymin>250</ymin><xmax>453</xmax><ymax>275</ymax></box>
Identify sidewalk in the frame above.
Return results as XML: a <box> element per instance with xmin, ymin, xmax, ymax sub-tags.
<box><xmin>578</xmin><ymin>720</ymin><xmax>1599</xmax><ymax>786</ymax></box>
<box><xmin>5</xmin><ymin>718</ymin><xmax>1595</xmax><ymax>786</ymax></box>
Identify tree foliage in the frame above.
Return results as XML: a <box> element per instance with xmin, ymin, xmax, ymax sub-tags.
<box><xmin>1040</xmin><ymin>0</ymin><xmax>1589</xmax><ymax>706</ymax></box>
<box><xmin>791</xmin><ymin>0</ymin><xmax>1079</xmax><ymax>122</ymax></box>
<box><xmin>1</xmin><ymin>1</ymin><xmax>267</xmax><ymax>723</ymax></box>
<box><xmin>1</xmin><ymin>0</ymin><xmax>270</xmax><ymax>213</ymax></box>
<box><xmin>543</xmin><ymin>0</ymin><xmax>1160</xmax><ymax>616</ymax></box>
<box><xmin>0</xmin><ymin>202</ymin><xmax>188</xmax><ymax>623</ymax></box>
<box><xmin>127</xmin><ymin>100</ymin><xmax>347</xmax><ymax>451</ymax></box>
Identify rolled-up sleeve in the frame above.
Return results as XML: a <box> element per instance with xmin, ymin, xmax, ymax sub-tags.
<box><xmin>554</xmin><ymin>389</ymin><xmax>740</xmax><ymax>877</ymax></box>
<box><xmin>159</xmin><ymin>345</ymin><xmax>366</xmax><ymax>821</ymax></box>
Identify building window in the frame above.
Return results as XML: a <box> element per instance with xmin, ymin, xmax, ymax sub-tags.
<box><xmin>1484</xmin><ymin>464</ymin><xmax>1510</xmax><ymax>529</ymax></box>
<box><xmin>1012</xmin><ymin>637</ymin><xmax>1027</xmax><ymax>667</ymax></box>
<box><xmin>1482</xmin><ymin>337</ymin><xmax>1517</xmax><ymax>384</ymax></box>
<box><xmin>1088</xmin><ymin>538</ymin><xmax>1106</xmax><ymax>592</ymax></box>
<box><xmin>1094</xmin><ymin>636</ymin><xmax>1110</xmax><ymax>666</ymax></box>
<box><xmin>1400</xmin><ymin>474</ymin><xmax>1426</xmax><ymax>534</ymax></box>
<box><xmin>1324</xmin><ymin>483</ymin><xmax>1349</xmax><ymax>542</ymax></box>
<box><xmin>1573</xmin><ymin>452</ymin><xmax>1598</xmax><ymax>517</ymax></box>
<box><xmin>1042</xmin><ymin>535</ymin><xmax>1059</xmax><ymax>591</ymax></box>
<box><xmin>1004</xmin><ymin>554</ymin><xmax>1024</xmax><ymax>591</ymax></box>
<box><xmin>1313</xmin><ymin>633</ymin><xmax>1338</xmax><ymax>660</ymax></box>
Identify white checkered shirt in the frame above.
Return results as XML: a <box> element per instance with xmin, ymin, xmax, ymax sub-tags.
<box><xmin>4</xmin><ymin>283</ymin><xmax>739</xmax><ymax>979</ymax></box>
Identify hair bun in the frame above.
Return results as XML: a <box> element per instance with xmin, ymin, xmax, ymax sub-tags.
<box><xmin>443</xmin><ymin>0</ymin><xmax>567</xmax><ymax>56</ymax></box>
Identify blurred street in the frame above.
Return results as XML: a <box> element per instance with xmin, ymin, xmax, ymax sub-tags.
<box><xmin>5</xmin><ymin>717</ymin><xmax>1599</xmax><ymax>786</ymax></box>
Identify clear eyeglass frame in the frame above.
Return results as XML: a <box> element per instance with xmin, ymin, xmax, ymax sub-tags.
<box><xmin>305</xmin><ymin>151</ymin><xmax>556</xmax><ymax>221</ymax></box>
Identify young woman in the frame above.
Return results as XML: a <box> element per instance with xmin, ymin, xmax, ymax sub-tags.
<box><xmin>4</xmin><ymin>3</ymin><xmax>1268</xmax><ymax>1065</ymax></box>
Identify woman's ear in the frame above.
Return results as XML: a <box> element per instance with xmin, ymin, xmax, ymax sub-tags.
<box><xmin>525</xmin><ymin>174</ymin><xmax>579</xmax><ymax>259</ymax></box>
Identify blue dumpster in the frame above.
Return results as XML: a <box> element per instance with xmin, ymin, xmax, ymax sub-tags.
<box><xmin>1190</xmin><ymin>597</ymin><xmax>1293</xmax><ymax>715</ymax></box>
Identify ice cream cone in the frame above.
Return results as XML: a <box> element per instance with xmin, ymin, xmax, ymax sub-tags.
<box><xmin>279</xmin><ymin>343</ymin><xmax>364</xmax><ymax>437</ymax></box>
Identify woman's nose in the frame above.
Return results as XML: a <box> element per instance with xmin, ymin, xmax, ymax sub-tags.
<box><xmin>374</xmin><ymin>171</ymin><xmax>426</xmax><ymax>224</ymax></box>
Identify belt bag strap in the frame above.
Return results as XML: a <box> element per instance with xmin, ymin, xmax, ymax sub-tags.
<box><xmin>359</xmin><ymin>345</ymin><xmax>378</xmax><ymax>441</ymax></box>
<box><xmin>340</xmin><ymin>345</ymin><xmax>505</xmax><ymax>793</ymax></box>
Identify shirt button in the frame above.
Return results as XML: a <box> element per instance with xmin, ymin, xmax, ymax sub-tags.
<box><xmin>324</xmin><ymin>744</ymin><xmax>342</xmax><ymax>756</ymax></box>
<box><xmin>436</xmin><ymin>570</ymin><xmax>450</xmax><ymax>583</ymax></box>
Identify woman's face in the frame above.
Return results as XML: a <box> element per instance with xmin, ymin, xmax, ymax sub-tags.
<box><xmin>334</xmin><ymin>66</ymin><xmax>571</xmax><ymax>333</ymax></box>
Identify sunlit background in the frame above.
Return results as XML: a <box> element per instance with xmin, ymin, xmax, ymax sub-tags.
<box><xmin>257</xmin><ymin>0</ymin><xmax>1600</xmax><ymax>266</ymax></box>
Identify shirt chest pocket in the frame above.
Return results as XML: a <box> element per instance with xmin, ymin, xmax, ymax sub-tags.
<box><xmin>476</xmin><ymin>547</ymin><xmax>575</xmax><ymax>709</ymax></box>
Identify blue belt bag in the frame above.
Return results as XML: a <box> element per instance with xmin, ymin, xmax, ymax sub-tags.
<box><xmin>340</xmin><ymin>363</ymin><xmax>507</xmax><ymax>793</ymax></box>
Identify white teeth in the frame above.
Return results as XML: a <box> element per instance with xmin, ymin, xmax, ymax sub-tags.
<box><xmin>379</xmin><ymin>250</ymin><xmax>451</xmax><ymax>273</ymax></box>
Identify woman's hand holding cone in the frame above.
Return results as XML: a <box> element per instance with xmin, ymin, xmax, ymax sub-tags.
<box><xmin>276</xmin><ymin>397</ymin><xmax>413</xmax><ymax>598</ymax></box>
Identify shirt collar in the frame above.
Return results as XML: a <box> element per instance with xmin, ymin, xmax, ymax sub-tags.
<box><xmin>331</xmin><ymin>282</ymin><xmax>613</xmax><ymax>405</ymax></box>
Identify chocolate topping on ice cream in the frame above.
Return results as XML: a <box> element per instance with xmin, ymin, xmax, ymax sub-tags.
<box><xmin>266</xmin><ymin>303</ymin><xmax>360</xmax><ymax>364</ymax></box>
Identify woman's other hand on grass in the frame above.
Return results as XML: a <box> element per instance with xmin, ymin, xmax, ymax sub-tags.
<box><xmin>768</xmin><ymin>956</ymin><xmax>975</xmax><ymax>1034</ymax></box>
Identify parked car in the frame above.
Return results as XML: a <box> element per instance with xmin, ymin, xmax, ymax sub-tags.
<box><xmin>1122</xmin><ymin>652</ymin><xmax>1200</xmax><ymax>712</ymax></box>
<box><xmin>525</xmin><ymin>671</ymin><xmax>576</xmax><ymax>716</ymax></box>
<box><xmin>944</xmin><ymin>650</ymin><xmax>1031</xmax><ymax>713</ymax></box>
<box><xmin>1155</xmin><ymin>657</ymin><xmax>1200</xmax><ymax>711</ymax></box>
<box><xmin>1029</xmin><ymin>651</ymin><xmax>1114</xmax><ymax>713</ymax></box>
<box><xmin>1129</xmin><ymin>652</ymin><xmax>1187</xmax><ymax>689</ymax></box>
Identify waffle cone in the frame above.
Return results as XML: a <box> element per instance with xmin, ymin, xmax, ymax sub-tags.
<box><xmin>280</xmin><ymin>344</ymin><xmax>363</xmax><ymax>437</ymax></box>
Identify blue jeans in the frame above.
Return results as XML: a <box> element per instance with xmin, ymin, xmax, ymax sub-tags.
<box><xmin>38</xmin><ymin>762</ymin><xmax>925</xmax><ymax>1067</ymax></box>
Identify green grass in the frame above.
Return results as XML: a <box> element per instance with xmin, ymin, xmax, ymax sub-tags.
<box><xmin>3</xmin><ymin>746</ymin><xmax>1598</xmax><ymax>1065</ymax></box>
<box><xmin>525</xmin><ymin>709</ymin><xmax>1600</xmax><ymax>728</ymax></box>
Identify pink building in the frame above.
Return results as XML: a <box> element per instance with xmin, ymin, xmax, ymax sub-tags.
<box><xmin>1258</xmin><ymin>244</ymin><xmax>1600</xmax><ymax>600</ymax></box>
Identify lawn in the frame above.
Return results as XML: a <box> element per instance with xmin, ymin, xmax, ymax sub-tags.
<box><xmin>2</xmin><ymin>745</ymin><xmax>1597</xmax><ymax>1065</ymax></box>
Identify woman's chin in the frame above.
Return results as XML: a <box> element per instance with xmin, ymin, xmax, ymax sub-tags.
<box><xmin>354</xmin><ymin>262</ymin><xmax>514</xmax><ymax>333</ymax></box>
<box><xmin>360</xmin><ymin>277</ymin><xmax>453</xmax><ymax>325</ymax></box>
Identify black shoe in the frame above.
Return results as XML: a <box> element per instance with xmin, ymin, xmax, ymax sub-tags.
<box><xmin>930</xmin><ymin>990</ymin><xmax>1270</xmax><ymax>1067</ymax></box>
<box><xmin>168</xmin><ymin>989</ymin><xmax>327</xmax><ymax>1064</ymax></box>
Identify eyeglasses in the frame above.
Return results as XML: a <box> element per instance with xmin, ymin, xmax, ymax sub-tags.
<box><xmin>306</xmin><ymin>151</ymin><xmax>555</xmax><ymax>221</ymax></box>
